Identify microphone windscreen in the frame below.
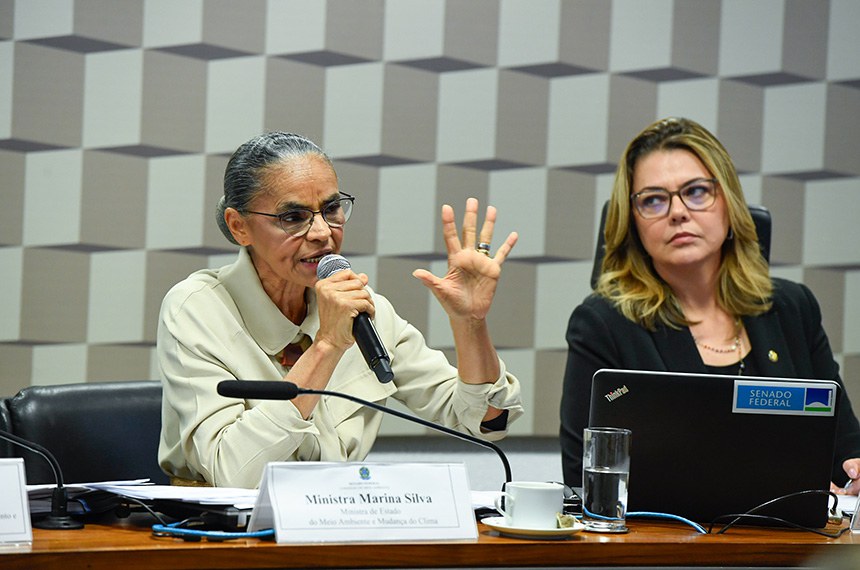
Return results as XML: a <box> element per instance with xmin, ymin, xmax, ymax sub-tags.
<box><xmin>317</xmin><ymin>254</ymin><xmax>351</xmax><ymax>280</ymax></box>
<box><xmin>217</xmin><ymin>380</ymin><xmax>300</xmax><ymax>400</ymax></box>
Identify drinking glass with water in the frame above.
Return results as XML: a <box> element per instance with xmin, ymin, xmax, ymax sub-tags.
<box><xmin>582</xmin><ymin>427</ymin><xmax>631</xmax><ymax>533</ymax></box>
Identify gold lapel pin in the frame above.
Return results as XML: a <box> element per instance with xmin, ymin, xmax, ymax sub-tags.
<box><xmin>768</xmin><ymin>350</ymin><xmax>778</xmax><ymax>362</ymax></box>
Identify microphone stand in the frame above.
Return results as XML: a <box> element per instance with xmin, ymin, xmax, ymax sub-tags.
<box><xmin>302</xmin><ymin>388</ymin><xmax>513</xmax><ymax>485</ymax></box>
<box><xmin>216</xmin><ymin>380</ymin><xmax>512</xmax><ymax>487</ymax></box>
<box><xmin>0</xmin><ymin>429</ymin><xmax>84</xmax><ymax>530</ymax></box>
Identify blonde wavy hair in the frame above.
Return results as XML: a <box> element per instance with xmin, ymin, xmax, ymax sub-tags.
<box><xmin>596</xmin><ymin>117</ymin><xmax>772</xmax><ymax>330</ymax></box>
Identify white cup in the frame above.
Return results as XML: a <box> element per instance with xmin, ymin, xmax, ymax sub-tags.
<box><xmin>493</xmin><ymin>481</ymin><xmax>564</xmax><ymax>529</ymax></box>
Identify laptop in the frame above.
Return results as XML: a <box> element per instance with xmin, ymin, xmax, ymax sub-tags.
<box><xmin>588</xmin><ymin>369</ymin><xmax>840</xmax><ymax>528</ymax></box>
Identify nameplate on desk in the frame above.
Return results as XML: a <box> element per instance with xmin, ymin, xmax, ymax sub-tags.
<box><xmin>0</xmin><ymin>458</ymin><xmax>32</xmax><ymax>545</ymax></box>
<box><xmin>248</xmin><ymin>462</ymin><xmax>476</xmax><ymax>543</ymax></box>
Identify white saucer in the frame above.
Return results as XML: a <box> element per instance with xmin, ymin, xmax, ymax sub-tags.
<box><xmin>481</xmin><ymin>516</ymin><xmax>584</xmax><ymax>540</ymax></box>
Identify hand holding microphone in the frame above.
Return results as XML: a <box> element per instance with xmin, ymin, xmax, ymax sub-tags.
<box><xmin>316</xmin><ymin>254</ymin><xmax>394</xmax><ymax>383</ymax></box>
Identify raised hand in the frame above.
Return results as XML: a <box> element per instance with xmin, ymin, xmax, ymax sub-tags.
<box><xmin>412</xmin><ymin>198</ymin><xmax>518</xmax><ymax>322</ymax></box>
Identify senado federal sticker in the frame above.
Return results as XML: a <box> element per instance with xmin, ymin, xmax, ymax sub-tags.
<box><xmin>733</xmin><ymin>380</ymin><xmax>836</xmax><ymax>416</ymax></box>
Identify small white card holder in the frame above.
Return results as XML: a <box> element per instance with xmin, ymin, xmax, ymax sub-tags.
<box><xmin>249</xmin><ymin>462</ymin><xmax>477</xmax><ymax>543</ymax></box>
<box><xmin>0</xmin><ymin>458</ymin><xmax>33</xmax><ymax>546</ymax></box>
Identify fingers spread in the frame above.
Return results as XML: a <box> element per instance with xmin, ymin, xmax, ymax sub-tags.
<box><xmin>478</xmin><ymin>205</ymin><xmax>497</xmax><ymax>247</ymax></box>
<box><xmin>460</xmin><ymin>197</ymin><xmax>479</xmax><ymax>249</ymax></box>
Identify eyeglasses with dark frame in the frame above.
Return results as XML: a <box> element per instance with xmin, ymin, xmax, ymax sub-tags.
<box><xmin>630</xmin><ymin>178</ymin><xmax>719</xmax><ymax>219</ymax></box>
<box><xmin>244</xmin><ymin>192</ymin><xmax>355</xmax><ymax>237</ymax></box>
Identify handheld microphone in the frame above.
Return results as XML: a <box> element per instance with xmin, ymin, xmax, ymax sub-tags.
<box><xmin>316</xmin><ymin>254</ymin><xmax>394</xmax><ymax>384</ymax></box>
<box><xmin>216</xmin><ymin>380</ymin><xmax>512</xmax><ymax>486</ymax></box>
<box><xmin>0</xmin><ymin>429</ymin><xmax>84</xmax><ymax>530</ymax></box>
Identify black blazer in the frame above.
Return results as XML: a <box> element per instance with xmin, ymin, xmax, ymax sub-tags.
<box><xmin>560</xmin><ymin>278</ymin><xmax>860</xmax><ymax>486</ymax></box>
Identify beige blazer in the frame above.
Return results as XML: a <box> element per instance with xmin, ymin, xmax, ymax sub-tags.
<box><xmin>157</xmin><ymin>248</ymin><xmax>523</xmax><ymax>488</ymax></box>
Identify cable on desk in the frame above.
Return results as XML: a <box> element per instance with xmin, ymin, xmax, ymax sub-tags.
<box><xmin>708</xmin><ymin>489</ymin><xmax>849</xmax><ymax>538</ymax></box>
<box><xmin>626</xmin><ymin>511</ymin><xmax>707</xmax><ymax>534</ymax></box>
<box><xmin>151</xmin><ymin>521</ymin><xmax>275</xmax><ymax>542</ymax></box>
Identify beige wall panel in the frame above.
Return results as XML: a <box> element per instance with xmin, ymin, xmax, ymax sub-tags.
<box><xmin>325</xmin><ymin>0</ymin><xmax>383</xmax><ymax>60</ymax></box>
<box><xmin>0</xmin><ymin>151</ymin><xmax>24</xmax><ymax>245</ymax></box>
<box><xmin>546</xmin><ymin>170</ymin><xmax>597</xmax><ymax>260</ymax></box>
<box><xmin>805</xmin><ymin>268</ymin><xmax>846</xmax><ymax>353</ymax></box>
<box><xmin>12</xmin><ymin>43</ymin><xmax>84</xmax><ymax>146</ymax></box>
<box><xmin>559</xmin><ymin>0</ymin><xmax>610</xmax><ymax>72</ymax></box>
<box><xmin>203</xmin><ymin>0</ymin><xmax>266</xmax><ymax>54</ymax></box>
<box><xmin>0</xmin><ymin>345</ymin><xmax>33</xmax><ymax>395</ymax></box>
<box><xmin>74</xmin><ymin>0</ymin><xmax>144</xmax><ymax>46</ymax></box>
<box><xmin>762</xmin><ymin>177</ymin><xmax>805</xmax><ymax>266</ymax></box>
<box><xmin>81</xmin><ymin>151</ymin><xmax>147</xmax><ymax>248</ymax></box>
<box><xmin>87</xmin><ymin>344</ymin><xmax>155</xmax><ymax>382</ymax></box>
<box><xmin>376</xmin><ymin>256</ymin><xmax>432</xmax><ymax>335</ymax></box>
<box><xmin>141</xmin><ymin>51</ymin><xmax>207</xmax><ymax>152</ymax></box>
<box><xmin>717</xmin><ymin>80</ymin><xmax>765</xmax><ymax>173</ymax></box>
<box><xmin>265</xmin><ymin>58</ymin><xmax>326</xmax><ymax>142</ymax></box>
<box><xmin>330</xmin><ymin>162</ymin><xmax>380</xmax><ymax>256</ymax></box>
<box><xmin>20</xmin><ymin>248</ymin><xmax>89</xmax><ymax>342</ymax></box>
<box><xmin>495</xmin><ymin>70</ymin><xmax>548</xmax><ymax>165</ymax></box>
<box><xmin>381</xmin><ymin>64</ymin><xmax>439</xmax><ymax>162</ymax></box>
<box><xmin>533</xmin><ymin>349</ymin><xmax>567</xmax><ymax>436</ymax></box>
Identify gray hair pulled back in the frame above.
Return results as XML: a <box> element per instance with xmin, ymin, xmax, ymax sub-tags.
<box><xmin>216</xmin><ymin>132</ymin><xmax>333</xmax><ymax>245</ymax></box>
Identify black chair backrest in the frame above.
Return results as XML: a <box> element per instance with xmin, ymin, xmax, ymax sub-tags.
<box><xmin>4</xmin><ymin>381</ymin><xmax>168</xmax><ymax>485</ymax></box>
<box><xmin>590</xmin><ymin>202</ymin><xmax>772</xmax><ymax>289</ymax></box>
<box><xmin>0</xmin><ymin>397</ymin><xmax>12</xmax><ymax>457</ymax></box>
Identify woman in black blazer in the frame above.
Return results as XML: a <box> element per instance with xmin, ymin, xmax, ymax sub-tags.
<box><xmin>560</xmin><ymin>117</ymin><xmax>860</xmax><ymax>494</ymax></box>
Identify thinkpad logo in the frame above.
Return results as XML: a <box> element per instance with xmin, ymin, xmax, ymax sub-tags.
<box><xmin>604</xmin><ymin>385</ymin><xmax>629</xmax><ymax>402</ymax></box>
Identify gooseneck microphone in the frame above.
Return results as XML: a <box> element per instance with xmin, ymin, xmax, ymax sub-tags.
<box><xmin>0</xmin><ymin>429</ymin><xmax>84</xmax><ymax>530</ymax></box>
<box><xmin>316</xmin><ymin>254</ymin><xmax>394</xmax><ymax>384</ymax></box>
<box><xmin>217</xmin><ymin>380</ymin><xmax>512</xmax><ymax>485</ymax></box>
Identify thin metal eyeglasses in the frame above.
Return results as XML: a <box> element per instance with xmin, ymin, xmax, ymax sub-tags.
<box><xmin>630</xmin><ymin>178</ymin><xmax>718</xmax><ymax>219</ymax></box>
<box><xmin>244</xmin><ymin>192</ymin><xmax>355</xmax><ymax>237</ymax></box>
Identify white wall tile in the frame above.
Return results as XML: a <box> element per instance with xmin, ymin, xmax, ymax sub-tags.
<box><xmin>0</xmin><ymin>42</ymin><xmax>12</xmax><ymax>139</ymax></box>
<box><xmin>436</xmin><ymin>69</ymin><xmax>498</xmax><ymax>162</ymax></box>
<box><xmin>145</xmin><ymin>155</ymin><xmax>206</xmax><ymax>249</ymax></box>
<box><xmin>547</xmin><ymin>74</ymin><xmax>610</xmax><ymax>167</ymax></box>
<box><xmin>12</xmin><ymin>0</ymin><xmax>74</xmax><ymax>40</ymax></box>
<box><xmin>377</xmin><ymin>164</ymin><xmax>437</xmax><ymax>255</ymax></box>
<box><xmin>266</xmin><ymin>0</ymin><xmax>326</xmax><ymax>54</ymax></box>
<box><xmin>83</xmin><ymin>50</ymin><xmax>143</xmax><ymax>148</ymax></box>
<box><xmin>498</xmin><ymin>0</ymin><xmax>560</xmax><ymax>67</ymax></box>
<box><xmin>534</xmin><ymin>261</ymin><xmax>592</xmax><ymax>350</ymax></box>
<box><xmin>718</xmin><ymin>0</ymin><xmax>785</xmax><ymax>76</ymax></box>
<box><xmin>31</xmin><ymin>344</ymin><xmax>87</xmax><ymax>385</ymax></box>
<box><xmin>205</xmin><ymin>56</ymin><xmax>266</xmax><ymax>153</ymax></box>
<box><xmin>383</xmin><ymin>0</ymin><xmax>445</xmax><ymax>61</ymax></box>
<box><xmin>87</xmin><ymin>250</ymin><xmax>147</xmax><ymax>343</ymax></box>
<box><xmin>827</xmin><ymin>0</ymin><xmax>860</xmax><ymax>81</ymax></box>
<box><xmin>142</xmin><ymin>0</ymin><xmax>203</xmax><ymax>47</ymax></box>
<box><xmin>609</xmin><ymin>0</ymin><xmax>673</xmax><ymax>72</ymax></box>
<box><xmin>323</xmin><ymin>63</ymin><xmax>384</xmax><ymax>157</ymax></box>
<box><xmin>761</xmin><ymin>84</ymin><xmax>826</xmax><ymax>174</ymax></box>
<box><xmin>844</xmin><ymin>271</ymin><xmax>860</xmax><ymax>354</ymax></box>
<box><xmin>803</xmin><ymin>178</ymin><xmax>860</xmax><ymax>266</ymax></box>
<box><xmin>22</xmin><ymin>150</ymin><xmax>83</xmax><ymax>246</ymax></box>
<box><xmin>657</xmin><ymin>78</ymin><xmax>719</xmax><ymax>131</ymax></box>
<box><xmin>488</xmin><ymin>168</ymin><xmax>547</xmax><ymax>258</ymax></box>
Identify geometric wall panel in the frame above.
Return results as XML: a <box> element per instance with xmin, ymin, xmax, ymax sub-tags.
<box><xmin>1</xmin><ymin>1</ymin><xmax>858</xmax><ymax>442</ymax></box>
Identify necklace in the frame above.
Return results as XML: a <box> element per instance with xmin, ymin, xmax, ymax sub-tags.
<box><xmin>694</xmin><ymin>318</ymin><xmax>746</xmax><ymax>376</ymax></box>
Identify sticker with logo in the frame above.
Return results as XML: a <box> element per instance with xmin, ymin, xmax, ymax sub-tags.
<box><xmin>733</xmin><ymin>380</ymin><xmax>835</xmax><ymax>416</ymax></box>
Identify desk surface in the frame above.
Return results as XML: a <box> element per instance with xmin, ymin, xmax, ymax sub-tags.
<box><xmin>1</xmin><ymin>516</ymin><xmax>857</xmax><ymax>570</ymax></box>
